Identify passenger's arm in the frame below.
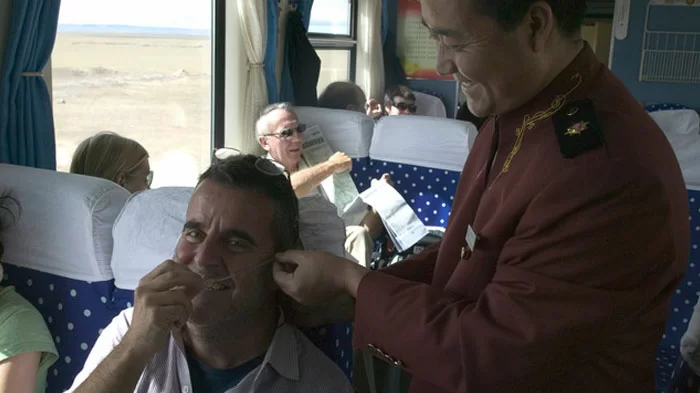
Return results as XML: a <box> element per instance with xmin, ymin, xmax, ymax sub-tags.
<box><xmin>291</xmin><ymin>152</ymin><xmax>351</xmax><ymax>198</ymax></box>
<box><xmin>0</xmin><ymin>352</ymin><xmax>41</xmax><ymax>393</ymax></box>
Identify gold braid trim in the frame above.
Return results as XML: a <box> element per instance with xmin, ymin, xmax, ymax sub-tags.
<box><xmin>495</xmin><ymin>73</ymin><xmax>583</xmax><ymax>180</ymax></box>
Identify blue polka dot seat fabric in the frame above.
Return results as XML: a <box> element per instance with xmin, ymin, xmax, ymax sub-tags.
<box><xmin>368</xmin><ymin>115</ymin><xmax>478</xmax><ymax>227</ymax></box>
<box><xmin>646</xmin><ymin>103</ymin><xmax>691</xmax><ymax>113</ymax></box>
<box><xmin>1</xmin><ymin>266</ymin><xmax>120</xmax><ymax>393</ymax></box>
<box><xmin>656</xmin><ymin>190</ymin><xmax>700</xmax><ymax>393</ymax></box>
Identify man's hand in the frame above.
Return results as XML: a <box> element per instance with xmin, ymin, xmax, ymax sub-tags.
<box><xmin>123</xmin><ymin>260</ymin><xmax>204</xmax><ymax>356</ymax></box>
<box><xmin>273</xmin><ymin>250</ymin><xmax>369</xmax><ymax>306</ymax></box>
<box><xmin>328</xmin><ymin>152</ymin><xmax>352</xmax><ymax>174</ymax></box>
<box><xmin>366</xmin><ymin>99</ymin><xmax>384</xmax><ymax>119</ymax></box>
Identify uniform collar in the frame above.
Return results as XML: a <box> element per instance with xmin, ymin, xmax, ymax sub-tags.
<box><xmin>498</xmin><ymin>42</ymin><xmax>601</xmax><ymax>129</ymax></box>
<box><xmin>489</xmin><ymin>43</ymin><xmax>603</xmax><ymax>178</ymax></box>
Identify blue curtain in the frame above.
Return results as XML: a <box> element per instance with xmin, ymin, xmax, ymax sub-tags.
<box><xmin>264</xmin><ymin>0</ymin><xmax>278</xmax><ymax>103</ymax></box>
<box><xmin>0</xmin><ymin>0</ymin><xmax>60</xmax><ymax>170</ymax></box>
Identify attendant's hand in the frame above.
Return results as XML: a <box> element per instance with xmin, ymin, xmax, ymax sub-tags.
<box><xmin>273</xmin><ymin>250</ymin><xmax>369</xmax><ymax>306</ymax></box>
<box><xmin>122</xmin><ymin>260</ymin><xmax>204</xmax><ymax>356</ymax></box>
<box><xmin>328</xmin><ymin>152</ymin><xmax>352</xmax><ymax>173</ymax></box>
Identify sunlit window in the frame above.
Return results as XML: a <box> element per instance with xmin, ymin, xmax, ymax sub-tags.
<box><xmin>52</xmin><ymin>0</ymin><xmax>212</xmax><ymax>187</ymax></box>
<box><xmin>308</xmin><ymin>0</ymin><xmax>356</xmax><ymax>93</ymax></box>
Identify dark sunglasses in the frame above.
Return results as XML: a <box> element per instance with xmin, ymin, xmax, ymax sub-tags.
<box><xmin>394</xmin><ymin>102</ymin><xmax>418</xmax><ymax>113</ymax></box>
<box><xmin>262</xmin><ymin>124</ymin><xmax>307</xmax><ymax>139</ymax></box>
<box><xmin>212</xmin><ymin>147</ymin><xmax>289</xmax><ymax>178</ymax></box>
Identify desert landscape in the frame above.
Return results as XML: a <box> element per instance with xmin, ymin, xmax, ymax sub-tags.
<box><xmin>51</xmin><ymin>30</ymin><xmax>349</xmax><ymax>187</ymax></box>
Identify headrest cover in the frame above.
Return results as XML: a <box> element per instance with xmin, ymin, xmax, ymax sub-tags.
<box><xmin>294</xmin><ymin>106</ymin><xmax>374</xmax><ymax>158</ymax></box>
<box><xmin>414</xmin><ymin>91</ymin><xmax>447</xmax><ymax>118</ymax></box>
<box><xmin>0</xmin><ymin>164</ymin><xmax>129</xmax><ymax>281</ymax></box>
<box><xmin>111</xmin><ymin>187</ymin><xmax>192</xmax><ymax>290</ymax></box>
<box><xmin>370</xmin><ymin>116</ymin><xmax>478</xmax><ymax>172</ymax></box>
<box><xmin>649</xmin><ymin>109</ymin><xmax>700</xmax><ymax>187</ymax></box>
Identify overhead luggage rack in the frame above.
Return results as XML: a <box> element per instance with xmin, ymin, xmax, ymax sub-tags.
<box><xmin>640</xmin><ymin>0</ymin><xmax>700</xmax><ymax>83</ymax></box>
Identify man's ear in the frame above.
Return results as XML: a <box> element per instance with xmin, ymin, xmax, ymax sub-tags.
<box><xmin>258</xmin><ymin>136</ymin><xmax>269</xmax><ymax>150</ymax></box>
<box><xmin>525</xmin><ymin>1</ymin><xmax>556</xmax><ymax>52</ymax></box>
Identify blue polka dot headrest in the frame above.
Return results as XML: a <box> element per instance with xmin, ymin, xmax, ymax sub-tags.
<box><xmin>0</xmin><ymin>164</ymin><xmax>129</xmax><ymax>281</ymax></box>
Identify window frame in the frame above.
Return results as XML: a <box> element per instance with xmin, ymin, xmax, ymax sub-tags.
<box><xmin>308</xmin><ymin>0</ymin><xmax>358</xmax><ymax>82</ymax></box>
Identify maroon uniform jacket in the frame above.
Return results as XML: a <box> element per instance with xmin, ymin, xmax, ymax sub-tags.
<box><xmin>353</xmin><ymin>44</ymin><xmax>690</xmax><ymax>392</ymax></box>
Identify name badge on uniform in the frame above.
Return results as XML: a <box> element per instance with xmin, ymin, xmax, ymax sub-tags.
<box><xmin>465</xmin><ymin>225</ymin><xmax>478</xmax><ymax>253</ymax></box>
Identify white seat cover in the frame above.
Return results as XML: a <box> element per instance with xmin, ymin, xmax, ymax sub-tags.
<box><xmin>294</xmin><ymin>106</ymin><xmax>374</xmax><ymax>158</ymax></box>
<box><xmin>414</xmin><ymin>91</ymin><xmax>447</xmax><ymax>118</ymax></box>
<box><xmin>0</xmin><ymin>164</ymin><xmax>129</xmax><ymax>281</ymax></box>
<box><xmin>649</xmin><ymin>109</ymin><xmax>700</xmax><ymax>188</ymax></box>
<box><xmin>370</xmin><ymin>116</ymin><xmax>477</xmax><ymax>172</ymax></box>
<box><xmin>111</xmin><ymin>187</ymin><xmax>192</xmax><ymax>290</ymax></box>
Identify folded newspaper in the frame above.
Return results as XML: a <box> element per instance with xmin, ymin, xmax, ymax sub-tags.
<box><xmin>357</xmin><ymin>180</ymin><xmax>429</xmax><ymax>253</ymax></box>
<box><xmin>301</xmin><ymin>125</ymin><xmax>367</xmax><ymax>226</ymax></box>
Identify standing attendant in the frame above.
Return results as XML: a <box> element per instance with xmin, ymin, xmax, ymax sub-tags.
<box><xmin>272</xmin><ymin>1</ymin><xmax>690</xmax><ymax>392</ymax></box>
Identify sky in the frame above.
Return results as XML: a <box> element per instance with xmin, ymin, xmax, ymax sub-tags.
<box><xmin>57</xmin><ymin>0</ymin><xmax>350</xmax><ymax>31</ymax></box>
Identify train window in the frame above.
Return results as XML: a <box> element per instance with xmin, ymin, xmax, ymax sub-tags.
<box><xmin>52</xmin><ymin>0</ymin><xmax>214</xmax><ymax>187</ymax></box>
<box><xmin>308</xmin><ymin>0</ymin><xmax>356</xmax><ymax>93</ymax></box>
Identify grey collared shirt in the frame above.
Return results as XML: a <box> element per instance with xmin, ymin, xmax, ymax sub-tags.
<box><xmin>66</xmin><ymin>309</ymin><xmax>354</xmax><ymax>393</ymax></box>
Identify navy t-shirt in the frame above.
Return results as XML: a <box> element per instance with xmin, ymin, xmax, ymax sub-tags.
<box><xmin>186</xmin><ymin>348</ymin><xmax>265</xmax><ymax>393</ymax></box>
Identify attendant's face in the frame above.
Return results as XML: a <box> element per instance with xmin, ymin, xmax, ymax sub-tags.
<box><xmin>420</xmin><ymin>0</ymin><xmax>543</xmax><ymax>117</ymax></box>
<box><xmin>175</xmin><ymin>180</ymin><xmax>278</xmax><ymax>326</ymax></box>
<box><xmin>258</xmin><ymin>109</ymin><xmax>303</xmax><ymax>172</ymax></box>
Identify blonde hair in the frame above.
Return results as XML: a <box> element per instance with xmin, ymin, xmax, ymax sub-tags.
<box><xmin>70</xmin><ymin>132</ymin><xmax>149</xmax><ymax>184</ymax></box>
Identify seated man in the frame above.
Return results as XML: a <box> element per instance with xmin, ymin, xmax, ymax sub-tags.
<box><xmin>256</xmin><ymin>103</ymin><xmax>386</xmax><ymax>266</ymax></box>
<box><xmin>384</xmin><ymin>84</ymin><xmax>417</xmax><ymax>116</ymax></box>
<box><xmin>318</xmin><ymin>81</ymin><xmax>383</xmax><ymax>120</ymax></box>
<box><xmin>67</xmin><ymin>155</ymin><xmax>354</xmax><ymax>393</ymax></box>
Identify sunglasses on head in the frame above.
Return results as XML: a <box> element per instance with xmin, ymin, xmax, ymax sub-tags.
<box><xmin>263</xmin><ymin>124</ymin><xmax>307</xmax><ymax>139</ymax></box>
<box><xmin>394</xmin><ymin>102</ymin><xmax>417</xmax><ymax>113</ymax></box>
<box><xmin>212</xmin><ymin>147</ymin><xmax>289</xmax><ymax>178</ymax></box>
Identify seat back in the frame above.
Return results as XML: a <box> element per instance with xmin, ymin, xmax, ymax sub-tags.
<box><xmin>0</xmin><ymin>164</ymin><xmax>129</xmax><ymax>393</ymax></box>
<box><xmin>294</xmin><ymin>106</ymin><xmax>375</xmax><ymax>192</ymax></box>
<box><xmin>650</xmin><ymin>107</ymin><xmax>700</xmax><ymax>391</ymax></box>
<box><xmin>369</xmin><ymin>116</ymin><xmax>477</xmax><ymax>227</ymax></box>
<box><xmin>110</xmin><ymin>187</ymin><xmax>355</xmax><ymax>381</ymax></box>
<box><xmin>413</xmin><ymin>91</ymin><xmax>447</xmax><ymax>118</ymax></box>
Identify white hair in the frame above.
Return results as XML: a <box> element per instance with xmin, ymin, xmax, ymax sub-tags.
<box><xmin>255</xmin><ymin>102</ymin><xmax>297</xmax><ymax>138</ymax></box>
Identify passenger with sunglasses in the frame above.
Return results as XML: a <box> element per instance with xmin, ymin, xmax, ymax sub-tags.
<box><xmin>384</xmin><ymin>85</ymin><xmax>418</xmax><ymax>116</ymax></box>
<box><xmin>256</xmin><ymin>103</ymin><xmax>387</xmax><ymax>267</ymax></box>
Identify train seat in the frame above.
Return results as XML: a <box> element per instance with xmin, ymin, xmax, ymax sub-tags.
<box><xmin>369</xmin><ymin>116</ymin><xmax>477</xmax><ymax>227</ymax></box>
<box><xmin>0</xmin><ymin>163</ymin><xmax>129</xmax><ymax>393</ymax></box>
<box><xmin>294</xmin><ymin>106</ymin><xmax>375</xmax><ymax>193</ymax></box>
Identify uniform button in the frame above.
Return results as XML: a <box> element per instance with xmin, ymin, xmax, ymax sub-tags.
<box><xmin>182</xmin><ymin>386</ymin><xmax>190</xmax><ymax>393</ymax></box>
<box><xmin>566</xmin><ymin>106</ymin><xmax>579</xmax><ymax>116</ymax></box>
<box><xmin>393</xmin><ymin>359</ymin><xmax>404</xmax><ymax>367</ymax></box>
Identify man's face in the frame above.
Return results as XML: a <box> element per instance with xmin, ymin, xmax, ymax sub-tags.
<box><xmin>387</xmin><ymin>96</ymin><xmax>417</xmax><ymax>116</ymax></box>
<box><xmin>258</xmin><ymin>109</ymin><xmax>303</xmax><ymax>171</ymax></box>
<box><xmin>420</xmin><ymin>0</ymin><xmax>541</xmax><ymax>117</ymax></box>
<box><xmin>175</xmin><ymin>180</ymin><xmax>278</xmax><ymax>327</ymax></box>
